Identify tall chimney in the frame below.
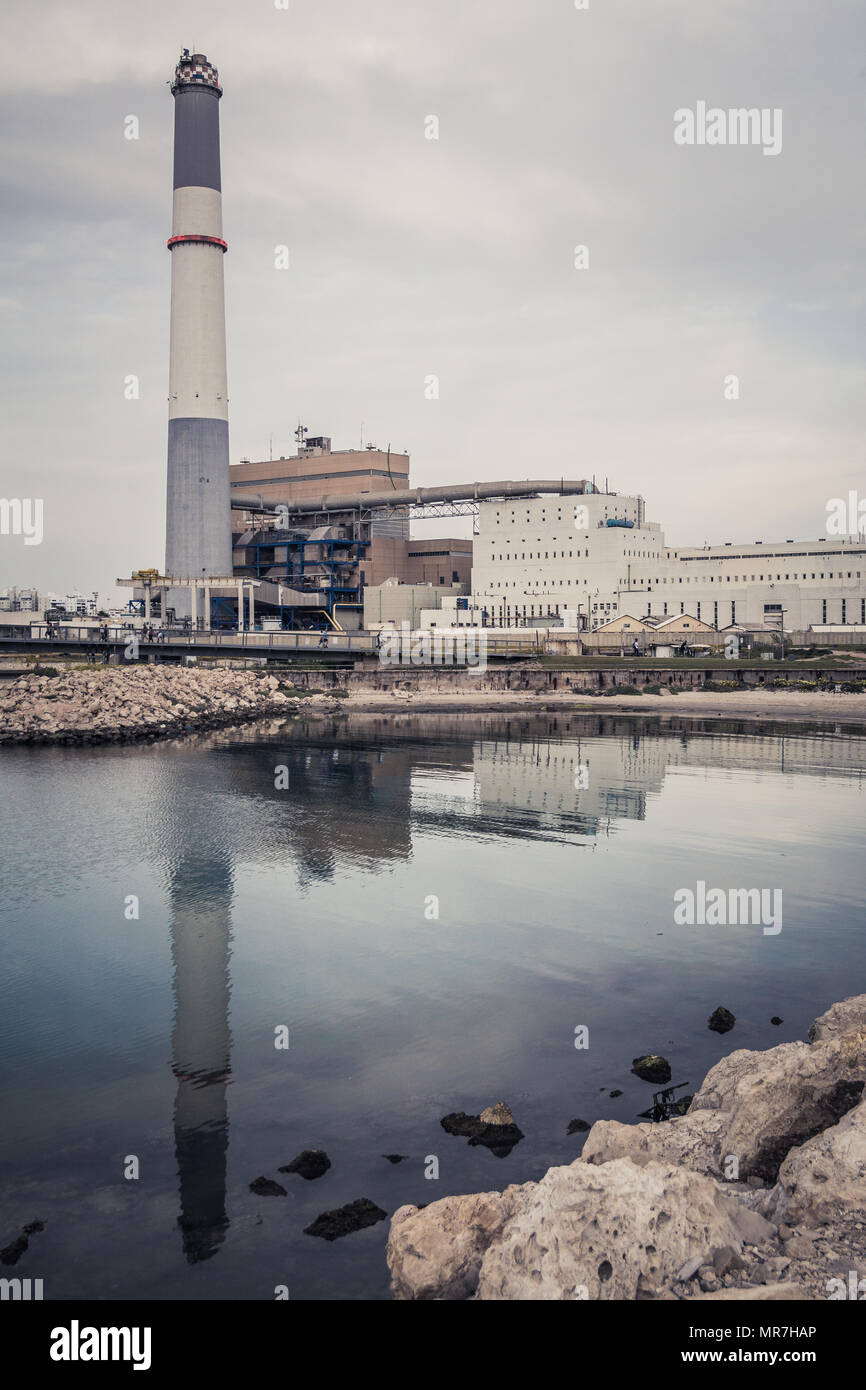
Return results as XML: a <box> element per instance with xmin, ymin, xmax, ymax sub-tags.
<box><xmin>165</xmin><ymin>50</ymin><xmax>232</xmax><ymax>614</ymax></box>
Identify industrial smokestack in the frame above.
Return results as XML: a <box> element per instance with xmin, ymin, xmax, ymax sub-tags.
<box><xmin>165</xmin><ymin>50</ymin><xmax>232</xmax><ymax>615</ymax></box>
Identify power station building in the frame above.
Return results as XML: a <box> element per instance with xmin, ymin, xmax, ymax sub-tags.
<box><xmin>228</xmin><ymin>436</ymin><xmax>472</xmax><ymax>628</ymax></box>
<box><xmin>468</xmin><ymin>490</ymin><xmax>866</xmax><ymax>633</ymax></box>
<box><xmin>138</xmin><ymin>49</ymin><xmax>866</xmax><ymax>641</ymax></box>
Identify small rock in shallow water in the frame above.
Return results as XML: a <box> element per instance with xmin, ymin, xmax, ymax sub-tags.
<box><xmin>249</xmin><ymin>1176</ymin><xmax>287</xmax><ymax>1197</ymax></box>
<box><xmin>631</xmin><ymin>1055</ymin><xmax>672</xmax><ymax>1084</ymax></box>
<box><xmin>567</xmin><ymin>1118</ymin><xmax>591</xmax><ymax>1135</ymax></box>
<box><xmin>609</xmin><ymin>1089</ymin><xmax>623</xmax><ymax>1098</ymax></box>
<box><xmin>382</xmin><ymin>1154</ymin><xmax>409</xmax><ymax>1164</ymax></box>
<box><xmin>0</xmin><ymin>1235</ymin><xmax>28</xmax><ymax>1266</ymax></box>
<box><xmin>479</xmin><ymin>1101</ymin><xmax>514</xmax><ymax>1127</ymax></box>
<box><xmin>0</xmin><ymin>1220</ymin><xmax>45</xmax><ymax>1266</ymax></box>
<box><xmin>708</xmin><ymin>1006</ymin><xmax>736</xmax><ymax>1034</ymax></box>
<box><xmin>304</xmin><ymin>1198</ymin><xmax>387</xmax><ymax>1241</ymax></box>
<box><xmin>440</xmin><ymin>1111</ymin><xmax>524</xmax><ymax>1157</ymax></box>
<box><xmin>770</xmin><ymin>1016</ymin><xmax>783</xmax><ymax>1026</ymax></box>
<box><xmin>278</xmin><ymin>1150</ymin><xmax>331</xmax><ymax>1181</ymax></box>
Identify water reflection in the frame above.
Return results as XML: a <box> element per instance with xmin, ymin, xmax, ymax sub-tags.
<box><xmin>145</xmin><ymin>711</ymin><xmax>866</xmax><ymax>1272</ymax></box>
<box><xmin>208</xmin><ymin>712</ymin><xmax>866</xmax><ymax>868</ymax></box>
<box><xmin>170</xmin><ymin>853</ymin><xmax>233</xmax><ymax>1262</ymax></box>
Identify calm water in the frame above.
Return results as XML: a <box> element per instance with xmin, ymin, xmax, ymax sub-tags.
<box><xmin>1</xmin><ymin>711</ymin><xmax>865</xmax><ymax>1300</ymax></box>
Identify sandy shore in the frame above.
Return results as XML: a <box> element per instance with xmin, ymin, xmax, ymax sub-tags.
<box><xmin>340</xmin><ymin>686</ymin><xmax>866</xmax><ymax>726</ymax></box>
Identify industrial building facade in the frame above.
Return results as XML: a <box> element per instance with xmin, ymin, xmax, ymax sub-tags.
<box><xmin>224</xmin><ymin>476</ymin><xmax>866</xmax><ymax>635</ymax></box>
<box><xmin>468</xmin><ymin>491</ymin><xmax>866</xmax><ymax>632</ymax></box>
<box><xmin>228</xmin><ymin>438</ymin><xmax>472</xmax><ymax>629</ymax></box>
<box><xmin>148</xmin><ymin>50</ymin><xmax>865</xmax><ymax>641</ymax></box>
<box><xmin>230</xmin><ymin>438</ymin><xmax>410</xmax><ymax>512</ymax></box>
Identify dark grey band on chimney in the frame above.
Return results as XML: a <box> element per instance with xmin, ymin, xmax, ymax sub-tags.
<box><xmin>173</xmin><ymin>86</ymin><xmax>222</xmax><ymax>192</ymax></box>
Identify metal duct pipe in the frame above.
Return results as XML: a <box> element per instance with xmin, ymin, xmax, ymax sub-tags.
<box><xmin>230</xmin><ymin>478</ymin><xmax>595</xmax><ymax>514</ymax></box>
<box><xmin>230</xmin><ymin>492</ymin><xmax>281</xmax><ymax>513</ymax></box>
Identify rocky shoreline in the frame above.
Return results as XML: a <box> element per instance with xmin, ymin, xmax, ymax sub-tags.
<box><xmin>0</xmin><ymin>665</ymin><xmax>347</xmax><ymax>746</ymax></box>
<box><xmin>3</xmin><ymin>665</ymin><xmax>866</xmax><ymax>746</ymax></box>
<box><xmin>387</xmin><ymin>996</ymin><xmax>866</xmax><ymax>1300</ymax></box>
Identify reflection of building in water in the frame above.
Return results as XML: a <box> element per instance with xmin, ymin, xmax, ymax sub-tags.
<box><xmin>215</xmin><ymin>716</ymin><xmax>865</xmax><ymax>867</ymax></box>
<box><xmin>219</xmin><ymin>728</ymin><xmax>473</xmax><ymax>885</ymax></box>
<box><xmin>454</xmin><ymin>727</ymin><xmax>863</xmax><ymax>841</ymax></box>
<box><xmin>406</xmin><ymin>732</ymin><xmax>668</xmax><ymax>843</ymax></box>
<box><xmin>170</xmin><ymin>852</ymin><xmax>233</xmax><ymax>1263</ymax></box>
<box><xmin>469</xmin><ymin>735</ymin><xmax>667</xmax><ymax>834</ymax></box>
<box><xmin>153</xmin><ymin>712</ymin><xmax>863</xmax><ymax>1265</ymax></box>
<box><xmin>659</xmin><ymin>728</ymin><xmax>866</xmax><ymax>782</ymax></box>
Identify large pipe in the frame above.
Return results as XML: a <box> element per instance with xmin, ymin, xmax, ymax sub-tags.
<box><xmin>230</xmin><ymin>479</ymin><xmax>595</xmax><ymax>515</ymax></box>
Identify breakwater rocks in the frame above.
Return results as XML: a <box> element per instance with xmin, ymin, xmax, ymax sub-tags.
<box><xmin>0</xmin><ymin>666</ymin><xmax>342</xmax><ymax>746</ymax></box>
<box><xmin>386</xmin><ymin>996</ymin><xmax>866</xmax><ymax>1300</ymax></box>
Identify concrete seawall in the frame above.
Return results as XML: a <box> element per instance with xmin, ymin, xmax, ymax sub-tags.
<box><xmin>270</xmin><ymin>660</ymin><xmax>866</xmax><ymax>697</ymax></box>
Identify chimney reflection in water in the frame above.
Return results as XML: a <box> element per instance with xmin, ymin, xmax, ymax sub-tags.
<box><xmin>170</xmin><ymin>853</ymin><xmax>233</xmax><ymax>1262</ymax></box>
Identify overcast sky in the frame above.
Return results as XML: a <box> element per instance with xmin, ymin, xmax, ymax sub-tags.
<box><xmin>1</xmin><ymin>0</ymin><xmax>864</xmax><ymax>599</ymax></box>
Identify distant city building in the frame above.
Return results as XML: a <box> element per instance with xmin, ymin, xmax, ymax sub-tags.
<box><xmin>0</xmin><ymin>586</ymin><xmax>40</xmax><ymax>612</ymax></box>
<box><xmin>0</xmin><ymin>587</ymin><xmax>101</xmax><ymax>616</ymax></box>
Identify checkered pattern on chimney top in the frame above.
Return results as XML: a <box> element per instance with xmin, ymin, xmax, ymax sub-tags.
<box><xmin>173</xmin><ymin>57</ymin><xmax>221</xmax><ymax>93</ymax></box>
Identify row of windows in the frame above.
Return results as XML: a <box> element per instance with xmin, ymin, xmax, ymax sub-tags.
<box><xmin>484</xmin><ymin>573</ymin><xmax>865</xmax><ymax>599</ymax></box>
<box><xmin>483</xmin><ymin>598</ymin><xmax>866</xmax><ymax>627</ymax></box>
<box><xmin>491</xmin><ymin>550</ymin><xmax>589</xmax><ymax>561</ymax></box>
<box><xmin>487</xmin><ymin>579</ymin><xmax>590</xmax><ymax>588</ymax></box>
<box><xmin>679</xmin><ymin>549</ymin><xmax>866</xmax><ymax>562</ymax></box>
<box><xmin>492</xmin><ymin>605</ymin><xmax>564</xmax><ymax>618</ymax></box>
<box><xmin>489</xmin><ymin>539</ymin><xmax>656</xmax><ymax>559</ymax></box>
<box><xmin>406</xmin><ymin>550</ymin><xmax>470</xmax><ymax>559</ymax></box>
<box><xmin>584</xmin><ymin>599</ymin><xmax>866</xmax><ymax>629</ymax></box>
<box><xmin>629</xmin><ymin>571</ymin><xmax>862</xmax><ymax>585</ymax></box>
<box><xmin>484</xmin><ymin>553</ymin><xmax>863</xmax><ymax>584</ymax></box>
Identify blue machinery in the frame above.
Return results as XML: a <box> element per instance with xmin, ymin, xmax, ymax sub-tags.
<box><xmin>241</xmin><ymin>532</ymin><xmax>365</xmax><ymax>630</ymax></box>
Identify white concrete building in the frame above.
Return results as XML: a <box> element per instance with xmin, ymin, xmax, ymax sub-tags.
<box><xmin>469</xmin><ymin>489</ymin><xmax>866</xmax><ymax>632</ymax></box>
<box><xmin>0</xmin><ymin>586</ymin><xmax>40</xmax><ymax>612</ymax></box>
